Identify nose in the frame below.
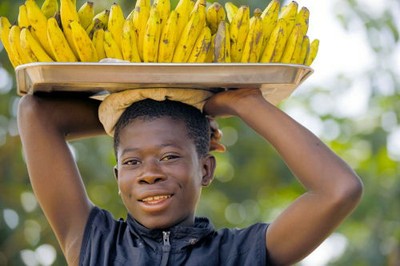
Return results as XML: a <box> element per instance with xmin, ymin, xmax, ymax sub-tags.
<box><xmin>137</xmin><ymin>160</ymin><xmax>167</xmax><ymax>185</ymax></box>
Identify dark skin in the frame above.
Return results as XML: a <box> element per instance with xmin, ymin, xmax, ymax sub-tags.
<box><xmin>18</xmin><ymin>89</ymin><xmax>363</xmax><ymax>266</ymax></box>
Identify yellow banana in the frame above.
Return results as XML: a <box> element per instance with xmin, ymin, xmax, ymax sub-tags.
<box><xmin>261</xmin><ymin>0</ymin><xmax>280</xmax><ymax>48</ymax></box>
<box><xmin>305</xmin><ymin>38</ymin><xmax>319</xmax><ymax>66</ymax></box>
<box><xmin>92</xmin><ymin>28</ymin><xmax>106</xmax><ymax>60</ymax></box>
<box><xmin>230</xmin><ymin>5</ymin><xmax>250</xmax><ymax>62</ymax></box>
<box><xmin>154</xmin><ymin>0</ymin><xmax>171</xmax><ymax>30</ymax></box>
<box><xmin>279</xmin><ymin>1</ymin><xmax>298</xmax><ymax>36</ymax></box>
<box><xmin>132</xmin><ymin>0</ymin><xmax>151</xmax><ymax>61</ymax></box>
<box><xmin>173</xmin><ymin>0</ymin><xmax>206</xmax><ymax>62</ymax></box>
<box><xmin>290</xmin><ymin>26</ymin><xmax>306</xmax><ymax>63</ymax></box>
<box><xmin>108</xmin><ymin>3</ymin><xmax>125</xmax><ymax>49</ymax></box>
<box><xmin>60</xmin><ymin>0</ymin><xmax>80</xmax><ymax>57</ymax></box>
<box><xmin>205</xmin><ymin>34</ymin><xmax>216</xmax><ymax>63</ymax></box>
<box><xmin>18</xmin><ymin>5</ymin><xmax>30</xmax><ymax>28</ymax></box>
<box><xmin>22</xmin><ymin>26</ymin><xmax>53</xmax><ymax>62</ymax></box>
<box><xmin>104</xmin><ymin>30</ymin><xmax>123</xmax><ymax>60</ymax></box>
<box><xmin>175</xmin><ymin>0</ymin><xmax>196</xmax><ymax>40</ymax></box>
<box><xmin>260</xmin><ymin>18</ymin><xmax>288</xmax><ymax>63</ymax></box>
<box><xmin>295</xmin><ymin>6</ymin><xmax>310</xmax><ymax>36</ymax></box>
<box><xmin>86</xmin><ymin>9</ymin><xmax>110</xmax><ymax>37</ymax></box>
<box><xmin>19</xmin><ymin>28</ymin><xmax>40</xmax><ymax>62</ymax></box>
<box><xmin>41</xmin><ymin>0</ymin><xmax>59</xmax><ymax>19</ymax></box>
<box><xmin>158</xmin><ymin>10</ymin><xmax>178</xmax><ymax>63</ymax></box>
<box><xmin>298</xmin><ymin>35</ymin><xmax>309</xmax><ymax>64</ymax></box>
<box><xmin>280</xmin><ymin>23</ymin><xmax>301</xmax><ymax>63</ymax></box>
<box><xmin>225</xmin><ymin>2</ymin><xmax>239</xmax><ymax>23</ymax></box>
<box><xmin>70</xmin><ymin>20</ymin><xmax>98</xmax><ymax>62</ymax></box>
<box><xmin>47</xmin><ymin>17</ymin><xmax>77</xmax><ymax>62</ymax></box>
<box><xmin>143</xmin><ymin>5</ymin><xmax>162</xmax><ymax>63</ymax></box>
<box><xmin>206</xmin><ymin>2</ymin><xmax>226</xmax><ymax>34</ymax></box>
<box><xmin>188</xmin><ymin>26</ymin><xmax>211</xmax><ymax>63</ymax></box>
<box><xmin>0</xmin><ymin>17</ymin><xmax>20</xmax><ymax>67</ymax></box>
<box><xmin>121</xmin><ymin>18</ymin><xmax>141</xmax><ymax>62</ymax></box>
<box><xmin>241</xmin><ymin>8</ymin><xmax>264</xmax><ymax>63</ymax></box>
<box><xmin>213</xmin><ymin>21</ymin><xmax>231</xmax><ymax>63</ymax></box>
<box><xmin>9</xmin><ymin>25</ymin><xmax>34</xmax><ymax>64</ymax></box>
<box><xmin>78</xmin><ymin>1</ymin><xmax>95</xmax><ymax>30</ymax></box>
<box><xmin>25</xmin><ymin>0</ymin><xmax>55</xmax><ymax>60</ymax></box>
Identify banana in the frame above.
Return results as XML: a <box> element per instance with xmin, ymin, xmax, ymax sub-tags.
<box><xmin>206</xmin><ymin>2</ymin><xmax>226</xmax><ymax>34</ymax></box>
<box><xmin>104</xmin><ymin>30</ymin><xmax>123</xmax><ymax>60</ymax></box>
<box><xmin>143</xmin><ymin>5</ymin><xmax>162</xmax><ymax>63</ymax></box>
<box><xmin>279</xmin><ymin>1</ymin><xmax>298</xmax><ymax>36</ymax></box>
<box><xmin>86</xmin><ymin>9</ymin><xmax>110</xmax><ymax>36</ymax></box>
<box><xmin>205</xmin><ymin>33</ymin><xmax>215</xmax><ymax>63</ymax></box>
<box><xmin>158</xmin><ymin>10</ymin><xmax>178</xmax><ymax>63</ymax></box>
<box><xmin>132</xmin><ymin>0</ymin><xmax>151</xmax><ymax>61</ymax></box>
<box><xmin>19</xmin><ymin>27</ymin><xmax>40</xmax><ymax>63</ymax></box>
<box><xmin>78</xmin><ymin>1</ymin><xmax>95</xmax><ymax>30</ymax></box>
<box><xmin>225</xmin><ymin>2</ymin><xmax>239</xmax><ymax>23</ymax></box>
<box><xmin>295</xmin><ymin>6</ymin><xmax>310</xmax><ymax>36</ymax></box>
<box><xmin>21</xmin><ymin>26</ymin><xmax>54</xmax><ymax>62</ymax></box>
<box><xmin>188</xmin><ymin>26</ymin><xmax>211</xmax><ymax>63</ymax></box>
<box><xmin>260</xmin><ymin>17</ymin><xmax>287</xmax><ymax>63</ymax></box>
<box><xmin>121</xmin><ymin>18</ymin><xmax>141</xmax><ymax>62</ymax></box>
<box><xmin>0</xmin><ymin>17</ymin><xmax>21</xmax><ymax>67</ymax></box>
<box><xmin>47</xmin><ymin>17</ymin><xmax>77</xmax><ymax>62</ymax></box>
<box><xmin>290</xmin><ymin>27</ymin><xmax>306</xmax><ymax>64</ymax></box>
<box><xmin>213</xmin><ymin>21</ymin><xmax>231</xmax><ymax>63</ymax></box>
<box><xmin>241</xmin><ymin>8</ymin><xmax>264</xmax><ymax>63</ymax></box>
<box><xmin>261</xmin><ymin>0</ymin><xmax>280</xmax><ymax>48</ymax></box>
<box><xmin>175</xmin><ymin>0</ymin><xmax>196</xmax><ymax>40</ymax></box>
<box><xmin>60</xmin><ymin>0</ymin><xmax>80</xmax><ymax>57</ymax></box>
<box><xmin>305</xmin><ymin>38</ymin><xmax>319</xmax><ymax>66</ymax></box>
<box><xmin>108</xmin><ymin>3</ymin><xmax>125</xmax><ymax>49</ymax></box>
<box><xmin>298</xmin><ymin>35</ymin><xmax>309</xmax><ymax>64</ymax></box>
<box><xmin>41</xmin><ymin>0</ymin><xmax>59</xmax><ymax>19</ymax></box>
<box><xmin>25</xmin><ymin>0</ymin><xmax>55</xmax><ymax>60</ymax></box>
<box><xmin>18</xmin><ymin>5</ymin><xmax>30</xmax><ymax>28</ymax></box>
<box><xmin>70</xmin><ymin>20</ymin><xmax>98</xmax><ymax>62</ymax></box>
<box><xmin>230</xmin><ymin>5</ymin><xmax>250</xmax><ymax>62</ymax></box>
<box><xmin>154</xmin><ymin>0</ymin><xmax>171</xmax><ymax>30</ymax></box>
<box><xmin>172</xmin><ymin>0</ymin><xmax>206</xmax><ymax>62</ymax></box>
<box><xmin>9</xmin><ymin>25</ymin><xmax>34</xmax><ymax>64</ymax></box>
<box><xmin>280</xmin><ymin>23</ymin><xmax>301</xmax><ymax>63</ymax></box>
<box><xmin>92</xmin><ymin>28</ymin><xmax>106</xmax><ymax>60</ymax></box>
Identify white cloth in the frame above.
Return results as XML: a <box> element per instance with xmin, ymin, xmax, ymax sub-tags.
<box><xmin>98</xmin><ymin>88</ymin><xmax>214</xmax><ymax>136</ymax></box>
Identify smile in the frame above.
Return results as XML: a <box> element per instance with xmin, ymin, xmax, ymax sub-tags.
<box><xmin>141</xmin><ymin>195</ymin><xmax>172</xmax><ymax>204</ymax></box>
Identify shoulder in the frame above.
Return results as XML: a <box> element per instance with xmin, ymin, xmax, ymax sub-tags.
<box><xmin>79</xmin><ymin>207</ymin><xmax>129</xmax><ymax>265</ymax></box>
<box><xmin>205</xmin><ymin>223</ymin><xmax>271</xmax><ymax>265</ymax></box>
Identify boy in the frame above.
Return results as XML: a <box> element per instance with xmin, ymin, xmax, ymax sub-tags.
<box><xmin>17</xmin><ymin>88</ymin><xmax>363</xmax><ymax>265</ymax></box>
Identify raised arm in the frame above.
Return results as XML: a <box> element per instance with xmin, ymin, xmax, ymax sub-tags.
<box><xmin>204</xmin><ymin>88</ymin><xmax>363</xmax><ymax>265</ymax></box>
<box><xmin>17</xmin><ymin>94</ymin><xmax>105</xmax><ymax>265</ymax></box>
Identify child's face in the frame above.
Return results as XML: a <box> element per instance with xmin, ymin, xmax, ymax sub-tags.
<box><xmin>115</xmin><ymin>117</ymin><xmax>214</xmax><ymax>229</ymax></box>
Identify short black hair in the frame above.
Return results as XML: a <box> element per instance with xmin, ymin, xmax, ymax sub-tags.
<box><xmin>113</xmin><ymin>99</ymin><xmax>210</xmax><ymax>158</ymax></box>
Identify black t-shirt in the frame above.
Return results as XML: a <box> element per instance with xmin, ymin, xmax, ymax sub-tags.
<box><xmin>80</xmin><ymin>207</ymin><xmax>270</xmax><ymax>265</ymax></box>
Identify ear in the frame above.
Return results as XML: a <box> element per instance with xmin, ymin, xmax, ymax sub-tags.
<box><xmin>113</xmin><ymin>165</ymin><xmax>119</xmax><ymax>181</ymax></box>
<box><xmin>201</xmin><ymin>154</ymin><xmax>216</xmax><ymax>187</ymax></box>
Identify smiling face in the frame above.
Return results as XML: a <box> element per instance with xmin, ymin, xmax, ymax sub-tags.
<box><xmin>115</xmin><ymin>117</ymin><xmax>215</xmax><ymax>229</ymax></box>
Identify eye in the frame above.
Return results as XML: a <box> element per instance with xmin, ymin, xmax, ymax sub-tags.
<box><xmin>123</xmin><ymin>159</ymin><xmax>141</xmax><ymax>166</ymax></box>
<box><xmin>160</xmin><ymin>154</ymin><xmax>180</xmax><ymax>161</ymax></box>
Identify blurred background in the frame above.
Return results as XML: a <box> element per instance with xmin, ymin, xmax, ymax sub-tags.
<box><xmin>0</xmin><ymin>0</ymin><xmax>399</xmax><ymax>265</ymax></box>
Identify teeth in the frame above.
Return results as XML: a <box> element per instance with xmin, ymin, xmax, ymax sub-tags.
<box><xmin>142</xmin><ymin>195</ymin><xmax>171</xmax><ymax>202</ymax></box>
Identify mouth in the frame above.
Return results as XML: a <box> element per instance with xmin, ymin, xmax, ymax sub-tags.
<box><xmin>140</xmin><ymin>194</ymin><xmax>173</xmax><ymax>205</ymax></box>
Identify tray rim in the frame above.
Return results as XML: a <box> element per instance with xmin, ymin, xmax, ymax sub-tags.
<box><xmin>15</xmin><ymin>62</ymin><xmax>314</xmax><ymax>104</ymax></box>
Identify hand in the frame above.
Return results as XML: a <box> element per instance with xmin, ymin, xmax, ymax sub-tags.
<box><xmin>208</xmin><ymin>117</ymin><xmax>226</xmax><ymax>153</ymax></box>
<box><xmin>203</xmin><ymin>88</ymin><xmax>263</xmax><ymax>118</ymax></box>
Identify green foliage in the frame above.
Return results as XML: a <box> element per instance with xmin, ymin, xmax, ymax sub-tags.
<box><xmin>1</xmin><ymin>0</ymin><xmax>399</xmax><ymax>265</ymax></box>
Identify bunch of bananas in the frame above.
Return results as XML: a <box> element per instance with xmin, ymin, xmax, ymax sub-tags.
<box><xmin>0</xmin><ymin>0</ymin><xmax>319</xmax><ymax>69</ymax></box>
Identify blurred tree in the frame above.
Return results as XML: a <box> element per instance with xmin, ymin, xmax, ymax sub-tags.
<box><xmin>0</xmin><ymin>0</ymin><xmax>399</xmax><ymax>265</ymax></box>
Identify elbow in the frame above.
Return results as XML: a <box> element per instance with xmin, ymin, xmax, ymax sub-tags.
<box><xmin>332</xmin><ymin>173</ymin><xmax>363</xmax><ymax>212</ymax></box>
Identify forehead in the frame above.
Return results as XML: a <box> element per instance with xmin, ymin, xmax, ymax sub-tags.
<box><xmin>117</xmin><ymin>117</ymin><xmax>194</xmax><ymax>150</ymax></box>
